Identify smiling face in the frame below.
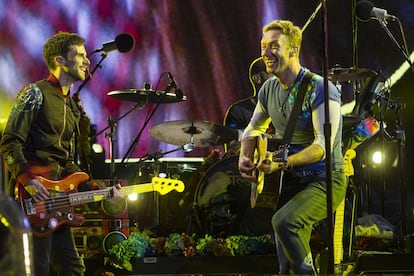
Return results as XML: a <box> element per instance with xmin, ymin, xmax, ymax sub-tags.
<box><xmin>260</xmin><ymin>20</ymin><xmax>302</xmax><ymax>83</ymax></box>
<box><xmin>60</xmin><ymin>45</ymin><xmax>90</xmax><ymax>82</ymax></box>
<box><xmin>261</xmin><ymin>29</ymin><xmax>292</xmax><ymax>77</ymax></box>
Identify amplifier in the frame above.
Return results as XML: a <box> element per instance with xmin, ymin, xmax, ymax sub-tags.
<box><xmin>72</xmin><ymin>218</ymin><xmax>129</xmax><ymax>258</ymax></box>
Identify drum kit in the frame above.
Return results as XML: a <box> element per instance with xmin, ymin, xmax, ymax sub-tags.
<box><xmin>104</xmin><ymin>66</ymin><xmax>383</xmax><ymax>236</ymax></box>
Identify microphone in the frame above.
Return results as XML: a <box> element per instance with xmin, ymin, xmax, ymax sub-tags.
<box><xmin>91</xmin><ymin>33</ymin><xmax>135</xmax><ymax>54</ymax></box>
<box><xmin>355</xmin><ymin>0</ymin><xmax>397</xmax><ymax>22</ymax></box>
<box><xmin>166</xmin><ymin>72</ymin><xmax>184</xmax><ymax>99</ymax></box>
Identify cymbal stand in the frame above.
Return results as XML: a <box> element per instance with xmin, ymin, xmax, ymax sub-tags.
<box><xmin>134</xmin><ymin>141</ymin><xmax>195</xmax><ymax>226</ymax></box>
<box><xmin>92</xmin><ymin>103</ymin><xmax>142</xmax><ymax>179</ymax></box>
<box><xmin>374</xmin><ymin>91</ymin><xmax>407</xmax><ymax>238</ymax></box>
<box><xmin>120</xmin><ymin>103</ymin><xmax>161</xmax><ymax>164</ymax></box>
<box><xmin>386</xmin><ymin>96</ymin><xmax>407</xmax><ymax>237</ymax></box>
<box><xmin>106</xmin><ymin>116</ymin><xmax>117</xmax><ymax>180</ymax></box>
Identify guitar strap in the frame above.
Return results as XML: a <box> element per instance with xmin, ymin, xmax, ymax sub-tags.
<box><xmin>281</xmin><ymin>71</ymin><xmax>314</xmax><ymax>145</ymax></box>
<box><xmin>272</xmin><ymin>71</ymin><xmax>315</xmax><ymax>208</ymax></box>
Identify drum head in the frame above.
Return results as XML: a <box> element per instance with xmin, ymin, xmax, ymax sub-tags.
<box><xmin>194</xmin><ymin>155</ymin><xmax>276</xmax><ymax>237</ymax></box>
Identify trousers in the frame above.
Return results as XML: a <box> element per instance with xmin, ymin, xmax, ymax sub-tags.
<box><xmin>271</xmin><ymin>170</ymin><xmax>347</xmax><ymax>275</ymax></box>
<box><xmin>32</xmin><ymin>225</ymin><xmax>85</xmax><ymax>276</ymax></box>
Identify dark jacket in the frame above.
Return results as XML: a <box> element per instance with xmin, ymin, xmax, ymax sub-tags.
<box><xmin>0</xmin><ymin>76</ymin><xmax>81</xmax><ymax>193</ymax></box>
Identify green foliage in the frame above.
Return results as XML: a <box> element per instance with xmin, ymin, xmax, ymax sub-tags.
<box><xmin>107</xmin><ymin>232</ymin><xmax>275</xmax><ymax>271</ymax></box>
<box><xmin>107</xmin><ymin>231</ymin><xmax>153</xmax><ymax>271</ymax></box>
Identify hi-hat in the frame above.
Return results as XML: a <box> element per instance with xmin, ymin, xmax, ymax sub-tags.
<box><xmin>108</xmin><ymin>89</ymin><xmax>187</xmax><ymax>104</ymax></box>
<box><xmin>328</xmin><ymin>67</ymin><xmax>376</xmax><ymax>82</ymax></box>
<box><xmin>150</xmin><ymin>120</ymin><xmax>239</xmax><ymax>147</ymax></box>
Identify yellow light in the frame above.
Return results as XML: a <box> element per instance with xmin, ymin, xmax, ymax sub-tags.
<box><xmin>372</xmin><ymin>151</ymin><xmax>383</xmax><ymax>164</ymax></box>
<box><xmin>128</xmin><ymin>193</ymin><xmax>138</xmax><ymax>201</ymax></box>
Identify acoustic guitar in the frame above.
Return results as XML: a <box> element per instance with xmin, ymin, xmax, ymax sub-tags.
<box><xmin>251</xmin><ymin>135</ymin><xmax>289</xmax><ymax>208</ymax></box>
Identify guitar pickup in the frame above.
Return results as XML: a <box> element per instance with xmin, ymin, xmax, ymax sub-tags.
<box><xmin>24</xmin><ymin>199</ymin><xmax>36</xmax><ymax>215</ymax></box>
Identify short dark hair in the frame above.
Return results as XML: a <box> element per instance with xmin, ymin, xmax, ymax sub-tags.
<box><xmin>43</xmin><ymin>32</ymin><xmax>85</xmax><ymax>70</ymax></box>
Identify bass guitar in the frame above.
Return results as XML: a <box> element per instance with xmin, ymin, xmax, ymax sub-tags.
<box><xmin>251</xmin><ymin>135</ymin><xmax>289</xmax><ymax>208</ymax></box>
<box><xmin>16</xmin><ymin>172</ymin><xmax>185</xmax><ymax>237</ymax></box>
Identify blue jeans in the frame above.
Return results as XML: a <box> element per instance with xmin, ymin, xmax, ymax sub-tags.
<box><xmin>33</xmin><ymin>226</ymin><xmax>85</xmax><ymax>276</ymax></box>
<box><xmin>271</xmin><ymin>170</ymin><xmax>347</xmax><ymax>275</ymax></box>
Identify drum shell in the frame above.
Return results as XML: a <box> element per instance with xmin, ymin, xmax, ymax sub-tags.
<box><xmin>193</xmin><ymin>155</ymin><xmax>278</xmax><ymax>236</ymax></box>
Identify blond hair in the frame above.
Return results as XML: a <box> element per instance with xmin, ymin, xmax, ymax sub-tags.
<box><xmin>263</xmin><ymin>20</ymin><xmax>302</xmax><ymax>52</ymax></box>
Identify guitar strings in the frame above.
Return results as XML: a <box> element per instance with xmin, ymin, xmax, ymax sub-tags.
<box><xmin>25</xmin><ymin>179</ymin><xmax>182</xmax><ymax>214</ymax></box>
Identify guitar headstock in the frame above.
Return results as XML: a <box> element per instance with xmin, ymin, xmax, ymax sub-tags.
<box><xmin>344</xmin><ymin>149</ymin><xmax>356</xmax><ymax>177</ymax></box>
<box><xmin>151</xmin><ymin>177</ymin><xmax>185</xmax><ymax>195</ymax></box>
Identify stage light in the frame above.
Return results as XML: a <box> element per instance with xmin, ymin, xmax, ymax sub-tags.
<box><xmin>372</xmin><ymin>150</ymin><xmax>383</xmax><ymax>164</ymax></box>
<box><xmin>92</xmin><ymin>143</ymin><xmax>104</xmax><ymax>154</ymax></box>
<box><xmin>158</xmin><ymin>172</ymin><xmax>167</xmax><ymax>178</ymax></box>
<box><xmin>127</xmin><ymin>193</ymin><xmax>138</xmax><ymax>201</ymax></box>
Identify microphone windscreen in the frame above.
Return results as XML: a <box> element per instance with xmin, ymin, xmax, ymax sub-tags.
<box><xmin>115</xmin><ymin>33</ymin><xmax>135</xmax><ymax>53</ymax></box>
<box><xmin>355</xmin><ymin>0</ymin><xmax>374</xmax><ymax>21</ymax></box>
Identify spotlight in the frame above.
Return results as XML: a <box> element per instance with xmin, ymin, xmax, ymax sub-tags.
<box><xmin>127</xmin><ymin>193</ymin><xmax>138</xmax><ymax>201</ymax></box>
<box><xmin>372</xmin><ymin>151</ymin><xmax>383</xmax><ymax>164</ymax></box>
<box><xmin>92</xmin><ymin>143</ymin><xmax>104</xmax><ymax>153</ymax></box>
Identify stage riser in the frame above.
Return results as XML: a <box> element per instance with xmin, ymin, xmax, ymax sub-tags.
<box><xmin>355</xmin><ymin>253</ymin><xmax>414</xmax><ymax>274</ymax></box>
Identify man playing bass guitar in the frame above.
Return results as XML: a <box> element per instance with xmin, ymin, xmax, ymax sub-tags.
<box><xmin>0</xmin><ymin>31</ymin><xmax>122</xmax><ymax>276</ymax></box>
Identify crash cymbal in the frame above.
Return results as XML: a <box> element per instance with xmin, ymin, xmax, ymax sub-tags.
<box><xmin>150</xmin><ymin>120</ymin><xmax>239</xmax><ymax>147</ymax></box>
<box><xmin>328</xmin><ymin>67</ymin><xmax>376</xmax><ymax>82</ymax></box>
<box><xmin>107</xmin><ymin>89</ymin><xmax>187</xmax><ymax>104</ymax></box>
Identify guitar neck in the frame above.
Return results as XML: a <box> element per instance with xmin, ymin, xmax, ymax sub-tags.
<box><xmin>67</xmin><ymin>178</ymin><xmax>183</xmax><ymax>207</ymax></box>
<box><xmin>120</xmin><ymin>183</ymin><xmax>155</xmax><ymax>196</ymax></box>
<box><xmin>68</xmin><ymin>188</ymin><xmax>112</xmax><ymax>206</ymax></box>
<box><xmin>68</xmin><ymin>184</ymin><xmax>154</xmax><ymax>206</ymax></box>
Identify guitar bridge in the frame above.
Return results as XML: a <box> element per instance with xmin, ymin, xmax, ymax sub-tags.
<box><xmin>272</xmin><ymin>145</ymin><xmax>289</xmax><ymax>164</ymax></box>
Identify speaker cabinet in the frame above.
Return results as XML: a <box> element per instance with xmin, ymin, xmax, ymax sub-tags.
<box><xmin>72</xmin><ymin>218</ymin><xmax>129</xmax><ymax>258</ymax></box>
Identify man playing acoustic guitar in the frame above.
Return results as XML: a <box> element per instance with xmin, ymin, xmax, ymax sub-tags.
<box><xmin>238</xmin><ymin>20</ymin><xmax>348</xmax><ymax>274</ymax></box>
<box><xmin>0</xmin><ymin>32</ymin><xmax>122</xmax><ymax>275</ymax></box>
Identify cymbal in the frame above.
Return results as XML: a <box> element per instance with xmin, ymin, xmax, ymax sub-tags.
<box><xmin>328</xmin><ymin>67</ymin><xmax>376</xmax><ymax>82</ymax></box>
<box><xmin>107</xmin><ymin>89</ymin><xmax>187</xmax><ymax>104</ymax></box>
<box><xmin>150</xmin><ymin>120</ymin><xmax>239</xmax><ymax>147</ymax></box>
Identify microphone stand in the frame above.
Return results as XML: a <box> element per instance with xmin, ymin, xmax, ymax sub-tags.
<box><xmin>73</xmin><ymin>52</ymin><xmax>108</xmax><ymax>100</ymax></box>
<box><xmin>72</xmin><ymin>52</ymin><xmax>108</xmax><ymax>177</ymax></box>
<box><xmin>376</xmin><ymin>18</ymin><xmax>414</xmax><ymax>74</ymax></box>
<box><xmin>321</xmin><ymin>1</ymin><xmax>335</xmax><ymax>273</ymax></box>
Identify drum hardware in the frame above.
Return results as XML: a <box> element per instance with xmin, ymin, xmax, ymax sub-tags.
<box><xmin>328</xmin><ymin>66</ymin><xmax>376</xmax><ymax>82</ymax></box>
<box><xmin>92</xmin><ymin>73</ymin><xmax>188</xmax><ymax>180</ymax></box>
<box><xmin>108</xmin><ymin>88</ymin><xmax>187</xmax><ymax>105</ymax></box>
<box><xmin>108</xmin><ymin>77</ymin><xmax>187</xmax><ymax>105</ymax></box>
<box><xmin>188</xmin><ymin>155</ymin><xmax>276</xmax><ymax>237</ymax></box>
<box><xmin>150</xmin><ymin>120</ymin><xmax>239</xmax><ymax>148</ymax></box>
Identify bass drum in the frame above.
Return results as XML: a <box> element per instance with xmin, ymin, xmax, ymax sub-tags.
<box><xmin>193</xmin><ymin>155</ymin><xmax>277</xmax><ymax>237</ymax></box>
